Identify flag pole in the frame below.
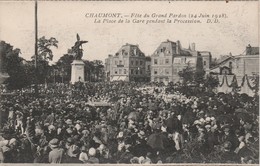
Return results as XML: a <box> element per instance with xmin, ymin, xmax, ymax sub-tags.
<box><xmin>34</xmin><ymin>0</ymin><xmax>39</xmax><ymax>95</ymax></box>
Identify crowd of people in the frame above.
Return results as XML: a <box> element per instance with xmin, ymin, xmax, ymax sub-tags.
<box><xmin>0</xmin><ymin>81</ymin><xmax>259</xmax><ymax>163</ymax></box>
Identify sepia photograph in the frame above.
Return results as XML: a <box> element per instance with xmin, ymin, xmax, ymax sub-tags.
<box><xmin>0</xmin><ymin>0</ymin><xmax>259</xmax><ymax>164</ymax></box>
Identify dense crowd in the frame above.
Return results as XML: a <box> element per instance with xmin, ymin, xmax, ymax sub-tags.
<box><xmin>0</xmin><ymin>81</ymin><xmax>259</xmax><ymax>163</ymax></box>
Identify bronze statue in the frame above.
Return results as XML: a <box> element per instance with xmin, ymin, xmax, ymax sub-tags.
<box><xmin>70</xmin><ymin>34</ymin><xmax>88</xmax><ymax>60</ymax></box>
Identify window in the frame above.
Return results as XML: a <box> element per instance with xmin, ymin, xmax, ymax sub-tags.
<box><xmin>124</xmin><ymin>69</ymin><xmax>127</xmax><ymax>74</ymax></box>
<box><xmin>173</xmin><ymin>68</ymin><xmax>178</xmax><ymax>74</ymax></box>
<box><xmin>229</xmin><ymin>61</ymin><xmax>232</xmax><ymax>68</ymax></box>
<box><xmin>165</xmin><ymin>77</ymin><xmax>169</xmax><ymax>82</ymax></box>
<box><xmin>148</xmin><ymin>65</ymin><xmax>150</xmax><ymax>70</ymax></box>
<box><xmin>119</xmin><ymin>60</ymin><xmax>123</xmax><ymax>65</ymax></box>
<box><xmin>165</xmin><ymin>59</ymin><xmax>169</xmax><ymax>64</ymax></box>
<box><xmin>136</xmin><ymin>61</ymin><xmax>138</xmax><ymax>66</ymax></box>
<box><xmin>140</xmin><ymin>69</ymin><xmax>143</xmax><ymax>75</ymax></box>
<box><xmin>136</xmin><ymin>69</ymin><xmax>139</xmax><ymax>75</ymax></box>
<box><xmin>125</xmin><ymin>52</ymin><xmax>128</xmax><ymax>56</ymax></box>
<box><xmin>154</xmin><ymin>59</ymin><xmax>158</xmax><ymax>65</ymax></box>
<box><xmin>115</xmin><ymin>61</ymin><xmax>118</xmax><ymax>65</ymax></box>
<box><xmin>204</xmin><ymin>61</ymin><xmax>206</xmax><ymax>66</ymax></box>
<box><xmin>160</xmin><ymin>59</ymin><xmax>163</xmax><ymax>65</ymax></box>
<box><xmin>131</xmin><ymin>69</ymin><xmax>134</xmax><ymax>74</ymax></box>
<box><xmin>131</xmin><ymin>61</ymin><xmax>134</xmax><ymax>65</ymax></box>
<box><xmin>174</xmin><ymin>58</ymin><xmax>181</xmax><ymax>64</ymax></box>
<box><xmin>140</xmin><ymin>61</ymin><xmax>143</xmax><ymax>65</ymax></box>
<box><xmin>165</xmin><ymin>69</ymin><xmax>169</xmax><ymax>75</ymax></box>
<box><xmin>114</xmin><ymin>69</ymin><xmax>118</xmax><ymax>74</ymax></box>
<box><xmin>154</xmin><ymin>69</ymin><xmax>158</xmax><ymax>75</ymax></box>
<box><xmin>119</xmin><ymin>69</ymin><xmax>122</xmax><ymax>74</ymax></box>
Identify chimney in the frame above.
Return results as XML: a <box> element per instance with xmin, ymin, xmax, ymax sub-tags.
<box><xmin>191</xmin><ymin>43</ymin><xmax>195</xmax><ymax>51</ymax></box>
<box><xmin>176</xmin><ymin>40</ymin><xmax>180</xmax><ymax>54</ymax></box>
<box><xmin>246</xmin><ymin>44</ymin><xmax>252</xmax><ymax>55</ymax></box>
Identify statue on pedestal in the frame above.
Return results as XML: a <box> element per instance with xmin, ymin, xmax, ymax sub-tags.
<box><xmin>69</xmin><ymin>34</ymin><xmax>88</xmax><ymax>60</ymax></box>
<box><xmin>70</xmin><ymin>34</ymin><xmax>87</xmax><ymax>84</ymax></box>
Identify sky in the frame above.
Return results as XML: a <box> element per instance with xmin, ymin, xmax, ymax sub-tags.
<box><xmin>0</xmin><ymin>1</ymin><xmax>258</xmax><ymax>63</ymax></box>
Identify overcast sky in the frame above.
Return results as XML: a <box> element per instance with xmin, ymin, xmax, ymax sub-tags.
<box><xmin>0</xmin><ymin>1</ymin><xmax>258</xmax><ymax>63</ymax></box>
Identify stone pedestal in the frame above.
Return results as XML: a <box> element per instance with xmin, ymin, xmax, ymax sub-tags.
<box><xmin>71</xmin><ymin>60</ymin><xmax>85</xmax><ymax>84</ymax></box>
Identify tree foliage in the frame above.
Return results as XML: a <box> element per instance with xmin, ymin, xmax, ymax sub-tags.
<box><xmin>0</xmin><ymin>41</ymin><xmax>30</xmax><ymax>89</ymax></box>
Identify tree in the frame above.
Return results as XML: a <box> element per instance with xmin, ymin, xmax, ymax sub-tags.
<box><xmin>92</xmin><ymin>60</ymin><xmax>104</xmax><ymax>82</ymax></box>
<box><xmin>204</xmin><ymin>74</ymin><xmax>219</xmax><ymax>91</ymax></box>
<box><xmin>0</xmin><ymin>41</ymin><xmax>30</xmax><ymax>89</ymax></box>
<box><xmin>194</xmin><ymin>55</ymin><xmax>206</xmax><ymax>85</ymax></box>
<box><xmin>31</xmin><ymin>36</ymin><xmax>58</xmax><ymax>84</ymax></box>
<box><xmin>37</xmin><ymin>36</ymin><xmax>58</xmax><ymax>61</ymax></box>
<box><xmin>178</xmin><ymin>66</ymin><xmax>194</xmax><ymax>85</ymax></box>
<box><xmin>56</xmin><ymin>54</ymin><xmax>74</xmax><ymax>83</ymax></box>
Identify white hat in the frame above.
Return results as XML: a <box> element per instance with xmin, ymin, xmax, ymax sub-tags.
<box><xmin>205</xmin><ymin>117</ymin><xmax>211</xmax><ymax>122</ymax></box>
<box><xmin>199</xmin><ymin>118</ymin><xmax>205</xmax><ymax>123</ymax></box>
<box><xmin>210</xmin><ymin>117</ymin><xmax>215</xmax><ymax>121</ymax></box>
<box><xmin>194</xmin><ymin>120</ymin><xmax>200</xmax><ymax>125</ymax></box>
<box><xmin>48</xmin><ymin>125</ymin><xmax>55</xmax><ymax>130</ymax></box>
<box><xmin>88</xmin><ymin>148</ymin><xmax>96</xmax><ymax>156</ymax></box>
<box><xmin>117</xmin><ymin>131</ymin><xmax>124</xmax><ymax>138</ymax></box>
<box><xmin>9</xmin><ymin>138</ymin><xmax>17</xmax><ymax>145</ymax></box>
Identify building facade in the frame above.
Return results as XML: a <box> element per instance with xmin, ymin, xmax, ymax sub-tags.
<box><xmin>210</xmin><ymin>46</ymin><xmax>259</xmax><ymax>77</ymax></box>
<box><xmin>210</xmin><ymin>45</ymin><xmax>259</xmax><ymax>96</ymax></box>
<box><xmin>151</xmin><ymin>40</ymin><xmax>211</xmax><ymax>84</ymax></box>
<box><xmin>105</xmin><ymin>43</ymin><xmax>149</xmax><ymax>82</ymax></box>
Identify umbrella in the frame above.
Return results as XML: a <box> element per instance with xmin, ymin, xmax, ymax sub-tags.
<box><xmin>147</xmin><ymin>132</ymin><xmax>169</xmax><ymax>150</ymax></box>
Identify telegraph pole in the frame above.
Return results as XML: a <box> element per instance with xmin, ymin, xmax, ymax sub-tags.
<box><xmin>34</xmin><ymin>0</ymin><xmax>39</xmax><ymax>95</ymax></box>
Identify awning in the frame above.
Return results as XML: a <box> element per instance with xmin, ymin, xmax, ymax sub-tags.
<box><xmin>111</xmin><ymin>76</ymin><xmax>128</xmax><ymax>81</ymax></box>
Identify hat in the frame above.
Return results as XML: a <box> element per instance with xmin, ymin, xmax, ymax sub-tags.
<box><xmin>117</xmin><ymin>131</ymin><xmax>124</xmax><ymax>138</ymax></box>
<box><xmin>9</xmin><ymin>138</ymin><xmax>17</xmax><ymax>145</ymax></box>
<box><xmin>194</xmin><ymin>120</ymin><xmax>200</xmax><ymax>125</ymax></box>
<box><xmin>48</xmin><ymin>125</ymin><xmax>55</xmax><ymax>131</ymax></box>
<box><xmin>205</xmin><ymin>125</ymin><xmax>211</xmax><ymax>128</ymax></box>
<box><xmin>223</xmin><ymin>141</ymin><xmax>232</xmax><ymax>150</ymax></box>
<box><xmin>65</xmin><ymin>119</ymin><xmax>73</xmax><ymax>125</ymax></box>
<box><xmin>49</xmin><ymin>138</ymin><xmax>59</xmax><ymax>148</ymax></box>
<box><xmin>66</xmin><ymin>137</ymin><xmax>74</xmax><ymax>144</ymax></box>
<box><xmin>138</xmin><ymin>131</ymin><xmax>145</xmax><ymax>138</ymax></box>
<box><xmin>88</xmin><ymin>148</ymin><xmax>96</xmax><ymax>156</ymax></box>
<box><xmin>224</xmin><ymin>127</ymin><xmax>230</xmax><ymax>132</ymax></box>
<box><xmin>205</xmin><ymin>117</ymin><xmax>211</xmax><ymax>122</ymax></box>
<box><xmin>82</xmin><ymin>130</ymin><xmax>89</xmax><ymax>135</ymax></box>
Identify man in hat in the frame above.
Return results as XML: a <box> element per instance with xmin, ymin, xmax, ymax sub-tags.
<box><xmin>87</xmin><ymin>148</ymin><xmax>99</xmax><ymax>163</ymax></box>
<box><xmin>48</xmin><ymin>138</ymin><xmax>65</xmax><ymax>163</ymax></box>
<box><xmin>222</xmin><ymin>127</ymin><xmax>239</xmax><ymax>151</ymax></box>
<box><xmin>220</xmin><ymin>141</ymin><xmax>240</xmax><ymax>163</ymax></box>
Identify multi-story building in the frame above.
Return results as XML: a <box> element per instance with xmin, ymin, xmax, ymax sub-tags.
<box><xmin>151</xmin><ymin>40</ymin><xmax>211</xmax><ymax>84</ymax></box>
<box><xmin>210</xmin><ymin>45</ymin><xmax>259</xmax><ymax>76</ymax></box>
<box><xmin>105</xmin><ymin>43</ymin><xmax>149</xmax><ymax>82</ymax></box>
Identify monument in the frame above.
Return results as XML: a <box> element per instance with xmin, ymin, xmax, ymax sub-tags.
<box><xmin>70</xmin><ymin>34</ymin><xmax>88</xmax><ymax>84</ymax></box>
